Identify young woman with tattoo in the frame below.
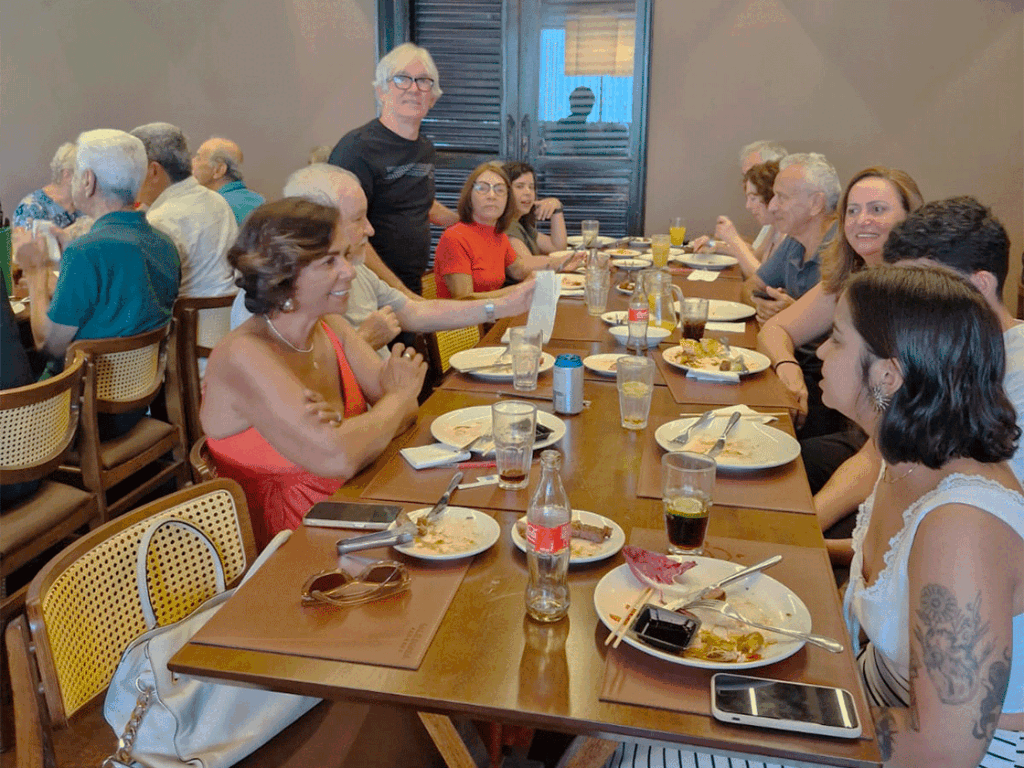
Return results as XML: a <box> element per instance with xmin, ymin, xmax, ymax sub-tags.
<box><xmin>821</xmin><ymin>264</ymin><xmax>1022</xmax><ymax>766</ymax></box>
<box><xmin>594</xmin><ymin>264</ymin><xmax>1022</xmax><ymax>768</ymax></box>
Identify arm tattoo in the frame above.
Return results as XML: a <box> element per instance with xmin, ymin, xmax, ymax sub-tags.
<box><xmin>873</xmin><ymin>707</ymin><xmax>895</xmax><ymax>761</ymax></box>
<box><xmin>913</xmin><ymin>584</ymin><xmax>992</xmax><ymax>704</ymax></box>
<box><xmin>908</xmin><ymin>645</ymin><xmax>921</xmax><ymax>732</ymax></box>
<box><xmin>972</xmin><ymin>648</ymin><xmax>1011</xmax><ymax>741</ymax></box>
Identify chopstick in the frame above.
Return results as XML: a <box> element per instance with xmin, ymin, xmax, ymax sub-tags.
<box><xmin>605</xmin><ymin>586</ymin><xmax>653</xmax><ymax>649</ymax></box>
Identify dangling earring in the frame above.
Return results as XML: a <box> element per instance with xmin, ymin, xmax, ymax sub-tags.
<box><xmin>281</xmin><ymin>297</ymin><xmax>296</xmax><ymax>312</ymax></box>
<box><xmin>869</xmin><ymin>384</ymin><xmax>890</xmax><ymax>412</ymax></box>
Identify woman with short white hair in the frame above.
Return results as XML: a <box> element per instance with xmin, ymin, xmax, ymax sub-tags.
<box><xmin>12</xmin><ymin>142</ymin><xmax>83</xmax><ymax>232</ymax></box>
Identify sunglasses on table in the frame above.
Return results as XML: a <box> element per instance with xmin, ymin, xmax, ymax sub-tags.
<box><xmin>301</xmin><ymin>560</ymin><xmax>411</xmax><ymax>607</ymax></box>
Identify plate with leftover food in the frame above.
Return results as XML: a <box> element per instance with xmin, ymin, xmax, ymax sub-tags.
<box><xmin>391</xmin><ymin>507</ymin><xmax>501</xmax><ymax>561</ymax></box>
<box><xmin>662</xmin><ymin>339</ymin><xmax>770</xmax><ymax>376</ymax></box>
<box><xmin>654</xmin><ymin>414</ymin><xmax>801</xmax><ymax>471</ymax></box>
<box><xmin>511</xmin><ymin>510</ymin><xmax>625</xmax><ymax>564</ymax></box>
<box><xmin>594</xmin><ymin>556</ymin><xmax>811</xmax><ymax>669</ymax></box>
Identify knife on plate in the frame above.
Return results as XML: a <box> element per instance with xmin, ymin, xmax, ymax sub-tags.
<box><xmin>424</xmin><ymin>471</ymin><xmax>463</xmax><ymax>525</ymax></box>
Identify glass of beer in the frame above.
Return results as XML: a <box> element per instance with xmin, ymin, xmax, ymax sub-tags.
<box><xmin>616</xmin><ymin>356</ymin><xmax>655</xmax><ymax>430</ymax></box>
<box><xmin>670</xmin><ymin>217</ymin><xmax>686</xmax><ymax>247</ymax></box>
<box><xmin>661</xmin><ymin>451</ymin><xmax>716</xmax><ymax>555</ymax></box>
<box><xmin>492</xmin><ymin>400</ymin><xmax>537</xmax><ymax>490</ymax></box>
<box><xmin>650</xmin><ymin>234</ymin><xmax>671</xmax><ymax>268</ymax></box>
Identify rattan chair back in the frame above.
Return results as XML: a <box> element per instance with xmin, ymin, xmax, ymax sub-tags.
<box><xmin>66</xmin><ymin>324</ymin><xmax>170</xmax><ymax>415</ymax></box>
<box><xmin>429</xmin><ymin>324</ymin><xmax>482</xmax><ymax>375</ymax></box>
<box><xmin>24</xmin><ymin>479</ymin><xmax>255</xmax><ymax>727</ymax></box>
<box><xmin>0</xmin><ymin>352</ymin><xmax>85</xmax><ymax>484</ymax></box>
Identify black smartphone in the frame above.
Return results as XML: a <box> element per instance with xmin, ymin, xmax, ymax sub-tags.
<box><xmin>752</xmin><ymin>289</ymin><xmax>772</xmax><ymax>300</ymax></box>
<box><xmin>303</xmin><ymin>501</ymin><xmax>402</xmax><ymax>530</ymax></box>
<box><xmin>711</xmin><ymin>673</ymin><xmax>861</xmax><ymax>738</ymax></box>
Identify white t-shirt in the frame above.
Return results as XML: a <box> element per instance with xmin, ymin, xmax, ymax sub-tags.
<box><xmin>147</xmin><ymin>177</ymin><xmax>238</xmax><ymax>298</ymax></box>
<box><xmin>1003</xmin><ymin>321</ymin><xmax>1024</xmax><ymax>486</ymax></box>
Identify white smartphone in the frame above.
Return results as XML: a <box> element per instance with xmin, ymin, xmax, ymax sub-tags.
<box><xmin>303</xmin><ymin>501</ymin><xmax>402</xmax><ymax>530</ymax></box>
<box><xmin>711</xmin><ymin>673</ymin><xmax>861</xmax><ymax>739</ymax></box>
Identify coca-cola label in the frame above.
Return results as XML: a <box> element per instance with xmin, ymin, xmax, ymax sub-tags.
<box><xmin>628</xmin><ymin>307</ymin><xmax>649</xmax><ymax>323</ymax></box>
<box><xmin>527</xmin><ymin>521</ymin><xmax>570</xmax><ymax>554</ymax></box>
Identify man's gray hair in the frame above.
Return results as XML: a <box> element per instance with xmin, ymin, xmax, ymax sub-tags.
<box><xmin>50</xmin><ymin>142</ymin><xmax>77</xmax><ymax>183</ymax></box>
<box><xmin>740</xmin><ymin>140</ymin><xmax>788</xmax><ymax>166</ymax></box>
<box><xmin>208</xmin><ymin>148</ymin><xmax>243</xmax><ymax>182</ymax></box>
<box><xmin>780</xmin><ymin>152</ymin><xmax>841</xmax><ymax>212</ymax></box>
<box><xmin>373</xmin><ymin>42</ymin><xmax>442</xmax><ymax>108</ymax></box>
<box><xmin>129</xmin><ymin>122</ymin><xmax>192</xmax><ymax>183</ymax></box>
<box><xmin>283</xmin><ymin>163</ymin><xmax>359</xmax><ymax>207</ymax></box>
<box><xmin>75</xmin><ymin>129</ymin><xmax>148</xmax><ymax>205</ymax></box>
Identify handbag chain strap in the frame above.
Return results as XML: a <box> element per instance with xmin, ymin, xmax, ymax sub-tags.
<box><xmin>101</xmin><ymin>682</ymin><xmax>153</xmax><ymax>768</ymax></box>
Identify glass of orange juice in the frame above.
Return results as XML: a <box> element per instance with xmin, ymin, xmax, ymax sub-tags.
<box><xmin>650</xmin><ymin>234</ymin><xmax>671</xmax><ymax>267</ymax></box>
<box><xmin>670</xmin><ymin>217</ymin><xmax>686</xmax><ymax>247</ymax></box>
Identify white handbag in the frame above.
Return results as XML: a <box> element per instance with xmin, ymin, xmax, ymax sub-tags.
<box><xmin>103</xmin><ymin>519</ymin><xmax>320</xmax><ymax>768</ymax></box>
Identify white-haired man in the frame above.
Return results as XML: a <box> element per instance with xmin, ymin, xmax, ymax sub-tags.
<box><xmin>738</xmin><ymin>139</ymin><xmax>788</xmax><ymax>174</ymax></box>
<box><xmin>131</xmin><ymin>122</ymin><xmax>237</xmax><ymax>297</ymax></box>
<box><xmin>192</xmin><ymin>137</ymin><xmax>265</xmax><ymax>224</ymax></box>
<box><xmin>230</xmin><ymin>164</ymin><xmax>535</xmax><ymax>355</ymax></box>
<box><xmin>328</xmin><ymin>42</ymin><xmax>459</xmax><ymax>299</ymax></box>
<box><xmin>15</xmin><ymin>129</ymin><xmax>180</xmax><ymax>374</ymax></box>
<box><xmin>743</xmin><ymin>152</ymin><xmax>839</xmax><ymax>322</ymax></box>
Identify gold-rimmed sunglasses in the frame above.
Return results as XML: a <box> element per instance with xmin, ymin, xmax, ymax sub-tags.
<box><xmin>301</xmin><ymin>560</ymin><xmax>411</xmax><ymax>607</ymax></box>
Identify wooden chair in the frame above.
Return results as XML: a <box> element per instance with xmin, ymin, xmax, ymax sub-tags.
<box><xmin>189</xmin><ymin>434</ymin><xmax>217</xmax><ymax>483</ymax></box>
<box><xmin>419</xmin><ymin>272</ymin><xmax>483</xmax><ymax>379</ymax></box>
<box><xmin>165</xmin><ymin>294</ymin><xmax>236</xmax><ymax>448</ymax></box>
<box><xmin>58</xmin><ymin>324</ymin><xmax>190</xmax><ymax>522</ymax></box>
<box><xmin>3</xmin><ymin>479</ymin><xmax>465</xmax><ymax>768</ymax></box>
<box><xmin>0</xmin><ymin>351</ymin><xmax>98</xmax><ymax>596</ymax></box>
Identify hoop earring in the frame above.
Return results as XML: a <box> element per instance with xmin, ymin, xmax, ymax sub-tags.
<box><xmin>869</xmin><ymin>384</ymin><xmax>890</xmax><ymax>412</ymax></box>
<box><xmin>281</xmin><ymin>297</ymin><xmax>296</xmax><ymax>313</ymax></box>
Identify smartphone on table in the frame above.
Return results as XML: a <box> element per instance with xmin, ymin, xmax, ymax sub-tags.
<box><xmin>711</xmin><ymin>673</ymin><xmax>861</xmax><ymax>738</ymax></box>
<box><xmin>303</xmin><ymin>501</ymin><xmax>402</xmax><ymax>530</ymax></box>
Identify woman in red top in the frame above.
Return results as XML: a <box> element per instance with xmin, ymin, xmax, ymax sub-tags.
<box><xmin>434</xmin><ymin>162</ymin><xmax>577</xmax><ymax>299</ymax></box>
<box><xmin>201</xmin><ymin>198</ymin><xmax>425</xmax><ymax>547</ymax></box>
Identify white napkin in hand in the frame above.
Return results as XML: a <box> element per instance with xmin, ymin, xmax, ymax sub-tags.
<box><xmin>687</xmin><ymin>269</ymin><xmax>718</xmax><ymax>282</ymax></box>
<box><xmin>400</xmin><ymin>444</ymin><xmax>470</xmax><ymax>469</ymax></box>
<box><xmin>503</xmin><ymin>270</ymin><xmax>558</xmax><ymax>344</ymax></box>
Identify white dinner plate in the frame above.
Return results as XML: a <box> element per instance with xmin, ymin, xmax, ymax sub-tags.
<box><xmin>582</xmin><ymin>353</ymin><xmax>628</xmax><ymax>376</ymax></box>
<box><xmin>567</xmin><ymin>235</ymin><xmax>615</xmax><ymax>247</ymax></box>
<box><xmin>611</xmin><ymin>258</ymin><xmax>649</xmax><ymax>271</ymax></box>
<box><xmin>600</xmin><ymin>311</ymin><xmax>628</xmax><ymax>325</ymax></box>
<box><xmin>629</xmin><ymin>237</ymin><xmax>652</xmax><ymax>247</ymax></box>
<box><xmin>673</xmin><ymin>253</ymin><xmax>739</xmax><ymax>270</ymax></box>
<box><xmin>510</xmin><ymin>510</ymin><xmax>625</xmax><ymax>565</ymax></box>
<box><xmin>559</xmin><ymin>274</ymin><xmax>587</xmax><ymax>294</ymax></box>
<box><xmin>654</xmin><ymin>415</ymin><xmax>801</xmax><ymax>471</ymax></box>
<box><xmin>604</xmin><ymin>248</ymin><xmax>645</xmax><ymax>259</ymax></box>
<box><xmin>661</xmin><ymin>345</ymin><xmax>771</xmax><ymax>376</ymax></box>
<box><xmin>674</xmin><ymin>299</ymin><xmax>756</xmax><ymax>322</ymax></box>
<box><xmin>615</xmin><ymin>281</ymin><xmax>636</xmax><ymax>295</ymax></box>
<box><xmin>430</xmin><ymin>406</ymin><xmax>566</xmax><ymax>453</ymax></box>
<box><xmin>391</xmin><ymin>506</ymin><xmax>501</xmax><ymax>561</ymax></box>
<box><xmin>594</xmin><ymin>557</ymin><xmax>811</xmax><ymax>669</ymax></box>
<box><xmin>449</xmin><ymin>347</ymin><xmax>556</xmax><ymax>381</ymax></box>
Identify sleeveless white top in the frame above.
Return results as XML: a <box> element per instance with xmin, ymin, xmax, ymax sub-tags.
<box><xmin>844</xmin><ymin>473</ymin><xmax>1024</xmax><ymax>714</ymax></box>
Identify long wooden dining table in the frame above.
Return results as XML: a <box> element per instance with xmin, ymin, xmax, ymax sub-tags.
<box><xmin>170</xmin><ymin>259</ymin><xmax>881</xmax><ymax>768</ymax></box>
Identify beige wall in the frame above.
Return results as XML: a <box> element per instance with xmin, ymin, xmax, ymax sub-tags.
<box><xmin>644</xmin><ymin>0</ymin><xmax>1023</xmax><ymax>306</ymax></box>
<box><xmin>2</xmin><ymin>0</ymin><xmax>1021</xmax><ymax>301</ymax></box>
<box><xmin>1</xmin><ymin>0</ymin><xmax>379</xmax><ymax>207</ymax></box>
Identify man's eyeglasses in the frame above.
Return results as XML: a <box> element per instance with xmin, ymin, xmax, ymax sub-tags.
<box><xmin>301</xmin><ymin>560</ymin><xmax>410</xmax><ymax>607</ymax></box>
<box><xmin>472</xmin><ymin>181</ymin><xmax>508</xmax><ymax>196</ymax></box>
<box><xmin>390</xmin><ymin>74</ymin><xmax>435</xmax><ymax>92</ymax></box>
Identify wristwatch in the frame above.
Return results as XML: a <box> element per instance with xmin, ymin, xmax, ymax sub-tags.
<box><xmin>484</xmin><ymin>301</ymin><xmax>496</xmax><ymax>322</ymax></box>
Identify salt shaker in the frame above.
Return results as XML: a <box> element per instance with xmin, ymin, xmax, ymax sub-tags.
<box><xmin>552</xmin><ymin>354</ymin><xmax>584</xmax><ymax>414</ymax></box>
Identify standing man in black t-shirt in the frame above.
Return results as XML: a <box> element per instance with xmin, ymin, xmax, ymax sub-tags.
<box><xmin>328</xmin><ymin>42</ymin><xmax>459</xmax><ymax>298</ymax></box>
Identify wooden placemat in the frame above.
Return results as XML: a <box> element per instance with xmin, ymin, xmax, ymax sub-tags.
<box><xmin>652</xmin><ymin>348</ymin><xmax>797</xmax><ymax>409</ymax></box>
<box><xmin>634</xmin><ymin>412</ymin><xmax>814</xmax><ymax>514</ymax></box>
<box><xmin>191</xmin><ymin>522</ymin><xmax>472</xmax><ymax>670</ymax></box>
<box><xmin>598</xmin><ymin>529</ymin><xmax>869</xmax><ymax>742</ymax></box>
